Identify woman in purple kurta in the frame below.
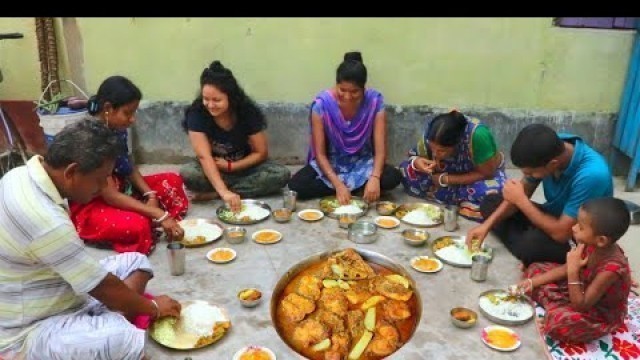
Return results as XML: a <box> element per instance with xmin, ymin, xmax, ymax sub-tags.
<box><xmin>288</xmin><ymin>51</ymin><xmax>401</xmax><ymax>204</ymax></box>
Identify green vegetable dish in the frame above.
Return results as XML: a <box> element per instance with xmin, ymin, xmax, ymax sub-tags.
<box><xmin>152</xmin><ymin>317</ymin><xmax>178</xmax><ymax>346</ymax></box>
<box><xmin>218</xmin><ymin>205</ymin><xmax>247</xmax><ymax>222</ymax></box>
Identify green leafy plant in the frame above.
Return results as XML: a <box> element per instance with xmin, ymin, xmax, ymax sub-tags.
<box><xmin>34</xmin><ymin>92</ymin><xmax>66</xmax><ymax>115</ymax></box>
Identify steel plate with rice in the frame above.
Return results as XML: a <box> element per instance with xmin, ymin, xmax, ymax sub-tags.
<box><xmin>149</xmin><ymin>300</ymin><xmax>231</xmax><ymax>350</ymax></box>
<box><xmin>430</xmin><ymin>235</ymin><xmax>493</xmax><ymax>268</ymax></box>
<box><xmin>178</xmin><ymin>218</ymin><xmax>223</xmax><ymax>247</ymax></box>
<box><xmin>216</xmin><ymin>200</ymin><xmax>272</xmax><ymax>225</ymax></box>
<box><xmin>478</xmin><ymin>289</ymin><xmax>534</xmax><ymax>326</ymax></box>
<box><xmin>394</xmin><ymin>203</ymin><xmax>443</xmax><ymax>227</ymax></box>
<box><xmin>319</xmin><ymin>196</ymin><xmax>368</xmax><ymax>219</ymax></box>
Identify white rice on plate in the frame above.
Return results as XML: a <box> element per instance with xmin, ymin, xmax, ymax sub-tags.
<box><xmin>180</xmin><ymin>301</ymin><xmax>228</xmax><ymax>336</ymax></box>
<box><xmin>234</xmin><ymin>206</ymin><xmax>270</xmax><ymax>221</ymax></box>
<box><xmin>478</xmin><ymin>296</ymin><xmax>533</xmax><ymax>322</ymax></box>
<box><xmin>402</xmin><ymin>209</ymin><xmax>436</xmax><ymax>225</ymax></box>
<box><xmin>333</xmin><ymin>204</ymin><xmax>363</xmax><ymax>215</ymax></box>
<box><xmin>434</xmin><ymin>246</ymin><xmax>473</xmax><ymax>266</ymax></box>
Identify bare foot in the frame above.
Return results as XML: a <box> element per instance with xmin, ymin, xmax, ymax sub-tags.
<box><xmin>188</xmin><ymin>191</ymin><xmax>218</xmax><ymax>202</ymax></box>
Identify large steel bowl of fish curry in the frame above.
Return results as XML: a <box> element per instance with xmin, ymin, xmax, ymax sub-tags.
<box><xmin>271</xmin><ymin>248</ymin><xmax>422</xmax><ymax>360</ymax></box>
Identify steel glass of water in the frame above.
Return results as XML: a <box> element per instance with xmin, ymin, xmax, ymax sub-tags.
<box><xmin>470</xmin><ymin>254</ymin><xmax>490</xmax><ymax>282</ymax></box>
<box><xmin>443</xmin><ymin>204</ymin><xmax>459</xmax><ymax>232</ymax></box>
<box><xmin>282</xmin><ymin>189</ymin><xmax>297</xmax><ymax>212</ymax></box>
<box><xmin>167</xmin><ymin>242</ymin><xmax>186</xmax><ymax>276</ymax></box>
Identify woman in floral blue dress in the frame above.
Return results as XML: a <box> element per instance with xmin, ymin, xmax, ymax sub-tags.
<box><xmin>399</xmin><ymin>110</ymin><xmax>506</xmax><ymax>221</ymax></box>
<box><xmin>288</xmin><ymin>51</ymin><xmax>401</xmax><ymax>204</ymax></box>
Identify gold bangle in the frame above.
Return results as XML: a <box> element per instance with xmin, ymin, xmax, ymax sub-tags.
<box><xmin>568</xmin><ymin>281</ymin><xmax>583</xmax><ymax>286</ymax></box>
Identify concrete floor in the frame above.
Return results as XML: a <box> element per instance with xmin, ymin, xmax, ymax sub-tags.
<box><xmin>85</xmin><ymin>166</ymin><xmax>640</xmax><ymax>360</ymax></box>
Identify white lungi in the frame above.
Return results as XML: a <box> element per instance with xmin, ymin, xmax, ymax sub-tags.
<box><xmin>2</xmin><ymin>252</ymin><xmax>153</xmax><ymax>360</ymax></box>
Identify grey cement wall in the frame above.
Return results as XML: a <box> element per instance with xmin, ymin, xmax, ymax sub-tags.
<box><xmin>132</xmin><ymin>101</ymin><xmax>617</xmax><ymax>169</ymax></box>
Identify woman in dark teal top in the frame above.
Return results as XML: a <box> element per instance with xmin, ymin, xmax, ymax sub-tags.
<box><xmin>399</xmin><ymin>110</ymin><xmax>506</xmax><ymax>221</ymax></box>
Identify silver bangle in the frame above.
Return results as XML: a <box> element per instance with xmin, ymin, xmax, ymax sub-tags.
<box><xmin>143</xmin><ymin>190</ymin><xmax>157</xmax><ymax>198</ymax></box>
<box><xmin>154</xmin><ymin>211</ymin><xmax>169</xmax><ymax>223</ymax></box>
<box><xmin>438</xmin><ymin>172</ymin><xmax>449</xmax><ymax>187</ymax></box>
<box><xmin>409</xmin><ymin>156</ymin><xmax>418</xmax><ymax>171</ymax></box>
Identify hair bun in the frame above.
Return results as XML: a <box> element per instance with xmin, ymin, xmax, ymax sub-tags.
<box><xmin>208</xmin><ymin>60</ymin><xmax>233</xmax><ymax>77</ymax></box>
<box><xmin>208</xmin><ymin>60</ymin><xmax>224</xmax><ymax>71</ymax></box>
<box><xmin>343</xmin><ymin>51</ymin><xmax>363</xmax><ymax>63</ymax></box>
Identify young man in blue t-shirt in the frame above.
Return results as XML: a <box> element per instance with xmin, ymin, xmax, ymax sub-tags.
<box><xmin>466</xmin><ymin>123</ymin><xmax>613</xmax><ymax>266</ymax></box>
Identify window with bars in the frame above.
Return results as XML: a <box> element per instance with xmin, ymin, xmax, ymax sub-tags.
<box><xmin>554</xmin><ymin>17</ymin><xmax>638</xmax><ymax>30</ymax></box>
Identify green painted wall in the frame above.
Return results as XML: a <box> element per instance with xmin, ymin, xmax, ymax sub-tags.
<box><xmin>0</xmin><ymin>18</ymin><xmax>41</xmax><ymax>100</ymax></box>
<box><xmin>1</xmin><ymin>17</ymin><xmax>635</xmax><ymax>112</ymax></box>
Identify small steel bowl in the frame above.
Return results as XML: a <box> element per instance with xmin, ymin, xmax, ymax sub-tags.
<box><xmin>224</xmin><ymin>226</ymin><xmax>246</xmax><ymax>244</ymax></box>
<box><xmin>450</xmin><ymin>307</ymin><xmax>478</xmax><ymax>329</ymax></box>
<box><xmin>376</xmin><ymin>201</ymin><xmax>399</xmax><ymax>216</ymax></box>
<box><xmin>237</xmin><ymin>287</ymin><xmax>263</xmax><ymax>308</ymax></box>
<box><xmin>348</xmin><ymin>220</ymin><xmax>378</xmax><ymax>244</ymax></box>
<box><xmin>272</xmin><ymin>208</ymin><xmax>293</xmax><ymax>223</ymax></box>
<box><xmin>402</xmin><ymin>228</ymin><xmax>430</xmax><ymax>247</ymax></box>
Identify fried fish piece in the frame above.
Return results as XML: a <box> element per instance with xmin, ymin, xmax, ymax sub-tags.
<box><xmin>280</xmin><ymin>293</ymin><xmax>316</xmax><ymax>323</ymax></box>
<box><xmin>344</xmin><ymin>279</ymin><xmax>374</xmax><ymax>305</ymax></box>
<box><xmin>316</xmin><ymin>310</ymin><xmax>346</xmax><ymax>333</ymax></box>
<box><xmin>324</xmin><ymin>351</ymin><xmax>342</xmax><ymax>360</ymax></box>
<box><xmin>370</xmin><ymin>275</ymin><xmax>414</xmax><ymax>302</ymax></box>
<box><xmin>381</xmin><ymin>299</ymin><xmax>411</xmax><ymax>321</ymax></box>
<box><xmin>319</xmin><ymin>287</ymin><xmax>349</xmax><ymax>316</ymax></box>
<box><xmin>296</xmin><ymin>275</ymin><xmax>323</xmax><ymax>301</ymax></box>
<box><xmin>292</xmin><ymin>318</ymin><xmax>328</xmax><ymax>348</ymax></box>
<box><xmin>366</xmin><ymin>321</ymin><xmax>400</xmax><ymax>357</ymax></box>
<box><xmin>322</xmin><ymin>248</ymin><xmax>375</xmax><ymax>281</ymax></box>
<box><xmin>346</xmin><ymin>309</ymin><xmax>366</xmax><ymax>341</ymax></box>
<box><xmin>324</xmin><ymin>331</ymin><xmax>350</xmax><ymax>360</ymax></box>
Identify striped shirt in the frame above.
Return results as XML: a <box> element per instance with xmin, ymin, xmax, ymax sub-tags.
<box><xmin>0</xmin><ymin>156</ymin><xmax>108</xmax><ymax>350</ymax></box>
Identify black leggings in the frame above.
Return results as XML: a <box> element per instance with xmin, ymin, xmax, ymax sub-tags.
<box><xmin>480</xmin><ymin>194</ymin><xmax>571</xmax><ymax>267</ymax></box>
<box><xmin>288</xmin><ymin>164</ymin><xmax>402</xmax><ymax>200</ymax></box>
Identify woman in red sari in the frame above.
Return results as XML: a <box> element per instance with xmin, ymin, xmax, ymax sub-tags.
<box><xmin>70</xmin><ymin>76</ymin><xmax>188</xmax><ymax>254</ymax></box>
<box><xmin>514</xmin><ymin>197</ymin><xmax>632</xmax><ymax>344</ymax></box>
